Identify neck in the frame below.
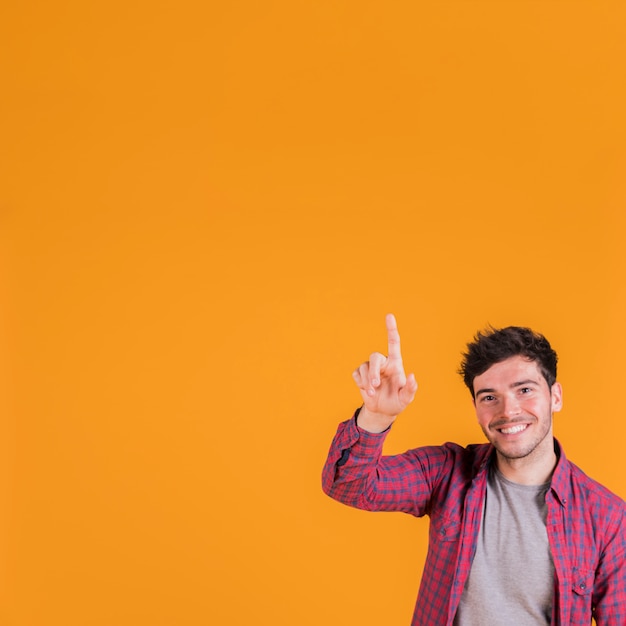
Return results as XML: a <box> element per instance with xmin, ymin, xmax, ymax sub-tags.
<box><xmin>495</xmin><ymin>439</ymin><xmax>558</xmax><ymax>485</ymax></box>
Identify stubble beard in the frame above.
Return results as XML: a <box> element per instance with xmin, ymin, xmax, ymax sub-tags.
<box><xmin>485</xmin><ymin>414</ymin><xmax>553</xmax><ymax>461</ymax></box>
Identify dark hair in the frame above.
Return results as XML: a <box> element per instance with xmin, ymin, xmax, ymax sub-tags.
<box><xmin>459</xmin><ymin>326</ymin><xmax>558</xmax><ymax>398</ymax></box>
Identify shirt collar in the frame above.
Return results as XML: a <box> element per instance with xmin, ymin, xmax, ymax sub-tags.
<box><xmin>472</xmin><ymin>438</ymin><xmax>571</xmax><ymax>506</ymax></box>
<box><xmin>549</xmin><ymin>438</ymin><xmax>571</xmax><ymax>506</ymax></box>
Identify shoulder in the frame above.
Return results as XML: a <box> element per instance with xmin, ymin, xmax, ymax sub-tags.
<box><xmin>553</xmin><ymin>440</ymin><xmax>626</xmax><ymax>517</ymax></box>
<box><xmin>407</xmin><ymin>440</ymin><xmax>491</xmax><ymax>461</ymax></box>
<box><xmin>403</xmin><ymin>441</ymin><xmax>493</xmax><ymax>482</ymax></box>
<box><xmin>565</xmin><ymin>461</ymin><xmax>626</xmax><ymax>548</ymax></box>
<box><xmin>568</xmin><ymin>460</ymin><xmax>626</xmax><ymax>512</ymax></box>
<box><xmin>431</xmin><ymin>440</ymin><xmax>492</xmax><ymax>458</ymax></box>
<box><xmin>551</xmin><ymin>455</ymin><xmax>626</xmax><ymax>561</ymax></box>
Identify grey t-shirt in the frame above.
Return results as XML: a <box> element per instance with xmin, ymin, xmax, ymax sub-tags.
<box><xmin>453</xmin><ymin>467</ymin><xmax>555</xmax><ymax>625</ymax></box>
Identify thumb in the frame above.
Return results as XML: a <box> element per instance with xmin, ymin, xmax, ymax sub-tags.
<box><xmin>399</xmin><ymin>372</ymin><xmax>418</xmax><ymax>407</ymax></box>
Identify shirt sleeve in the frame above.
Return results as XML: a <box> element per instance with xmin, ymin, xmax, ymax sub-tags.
<box><xmin>321</xmin><ymin>412</ymin><xmax>452</xmax><ymax>517</ymax></box>
<box><xmin>591</xmin><ymin>501</ymin><xmax>626</xmax><ymax>625</ymax></box>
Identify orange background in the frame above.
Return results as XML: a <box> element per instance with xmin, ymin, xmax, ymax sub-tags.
<box><xmin>2</xmin><ymin>2</ymin><xmax>626</xmax><ymax>624</ymax></box>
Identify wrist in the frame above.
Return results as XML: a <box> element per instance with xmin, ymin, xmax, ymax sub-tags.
<box><xmin>356</xmin><ymin>406</ymin><xmax>396</xmax><ymax>433</ymax></box>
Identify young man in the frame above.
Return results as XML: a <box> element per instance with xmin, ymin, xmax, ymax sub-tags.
<box><xmin>322</xmin><ymin>315</ymin><xmax>626</xmax><ymax>625</ymax></box>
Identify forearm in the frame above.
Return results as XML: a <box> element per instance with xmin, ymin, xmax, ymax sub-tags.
<box><xmin>321</xmin><ymin>412</ymin><xmax>388</xmax><ymax>509</ymax></box>
<box><xmin>321</xmin><ymin>411</ymin><xmax>441</xmax><ymax>516</ymax></box>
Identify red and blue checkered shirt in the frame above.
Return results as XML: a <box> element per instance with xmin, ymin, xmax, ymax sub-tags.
<box><xmin>322</xmin><ymin>414</ymin><xmax>626</xmax><ymax>625</ymax></box>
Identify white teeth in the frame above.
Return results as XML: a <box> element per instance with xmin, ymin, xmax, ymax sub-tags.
<box><xmin>500</xmin><ymin>424</ymin><xmax>527</xmax><ymax>435</ymax></box>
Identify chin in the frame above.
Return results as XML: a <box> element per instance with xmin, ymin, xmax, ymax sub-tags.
<box><xmin>496</xmin><ymin>445</ymin><xmax>537</xmax><ymax>460</ymax></box>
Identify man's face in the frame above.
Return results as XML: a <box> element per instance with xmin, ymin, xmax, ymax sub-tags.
<box><xmin>472</xmin><ymin>355</ymin><xmax>562</xmax><ymax>462</ymax></box>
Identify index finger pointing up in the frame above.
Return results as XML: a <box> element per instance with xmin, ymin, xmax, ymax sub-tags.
<box><xmin>385</xmin><ymin>313</ymin><xmax>403</xmax><ymax>362</ymax></box>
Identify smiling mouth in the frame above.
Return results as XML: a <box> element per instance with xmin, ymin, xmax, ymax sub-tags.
<box><xmin>497</xmin><ymin>423</ymin><xmax>529</xmax><ymax>435</ymax></box>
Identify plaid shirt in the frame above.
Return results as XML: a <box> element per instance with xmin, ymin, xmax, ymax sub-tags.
<box><xmin>322</xmin><ymin>414</ymin><xmax>626</xmax><ymax>625</ymax></box>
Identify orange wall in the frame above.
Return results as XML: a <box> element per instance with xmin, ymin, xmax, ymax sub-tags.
<box><xmin>2</xmin><ymin>2</ymin><xmax>626</xmax><ymax>624</ymax></box>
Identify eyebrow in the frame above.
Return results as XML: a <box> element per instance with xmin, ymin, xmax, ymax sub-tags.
<box><xmin>474</xmin><ymin>379</ymin><xmax>539</xmax><ymax>397</ymax></box>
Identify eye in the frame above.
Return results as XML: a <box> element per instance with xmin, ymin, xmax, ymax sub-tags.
<box><xmin>480</xmin><ymin>395</ymin><xmax>496</xmax><ymax>402</ymax></box>
<box><xmin>519</xmin><ymin>387</ymin><xmax>532</xmax><ymax>394</ymax></box>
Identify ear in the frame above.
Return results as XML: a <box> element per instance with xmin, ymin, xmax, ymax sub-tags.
<box><xmin>551</xmin><ymin>382</ymin><xmax>563</xmax><ymax>412</ymax></box>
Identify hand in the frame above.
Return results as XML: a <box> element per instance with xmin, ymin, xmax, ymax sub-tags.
<box><xmin>352</xmin><ymin>314</ymin><xmax>418</xmax><ymax>432</ymax></box>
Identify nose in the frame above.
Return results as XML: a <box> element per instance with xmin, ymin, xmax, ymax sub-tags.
<box><xmin>502</xmin><ymin>394</ymin><xmax>522</xmax><ymax>418</ymax></box>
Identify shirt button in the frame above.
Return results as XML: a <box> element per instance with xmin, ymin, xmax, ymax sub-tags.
<box><xmin>579</xmin><ymin>583</ymin><xmax>586</xmax><ymax>590</ymax></box>
<box><xmin>440</xmin><ymin>528</ymin><xmax>446</xmax><ymax>537</ymax></box>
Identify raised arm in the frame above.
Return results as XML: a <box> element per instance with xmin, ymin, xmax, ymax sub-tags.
<box><xmin>322</xmin><ymin>315</ymin><xmax>451</xmax><ymax>515</ymax></box>
<box><xmin>352</xmin><ymin>313</ymin><xmax>418</xmax><ymax>432</ymax></box>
